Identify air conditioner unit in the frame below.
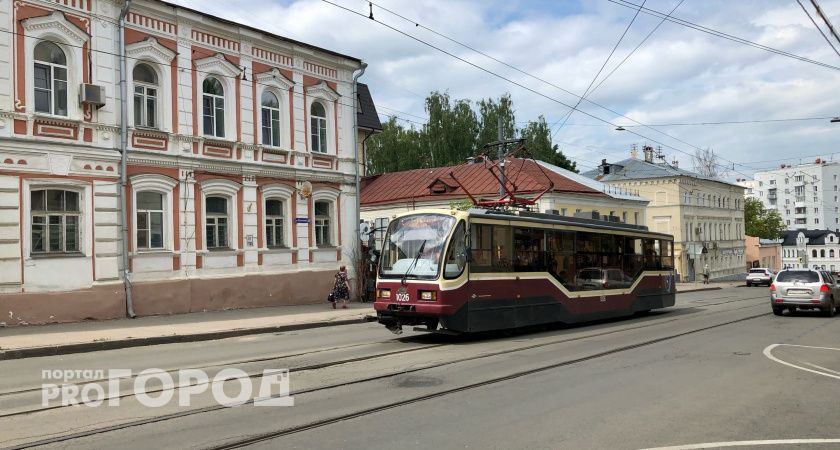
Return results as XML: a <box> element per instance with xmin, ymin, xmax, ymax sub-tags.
<box><xmin>79</xmin><ymin>84</ymin><xmax>105</xmax><ymax>108</ymax></box>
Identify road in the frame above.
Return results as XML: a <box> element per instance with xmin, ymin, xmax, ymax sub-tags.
<box><xmin>1</xmin><ymin>287</ymin><xmax>839</xmax><ymax>450</ymax></box>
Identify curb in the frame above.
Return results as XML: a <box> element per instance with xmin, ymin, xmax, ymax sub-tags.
<box><xmin>676</xmin><ymin>286</ymin><xmax>722</xmax><ymax>294</ymax></box>
<box><xmin>0</xmin><ymin>317</ymin><xmax>367</xmax><ymax>361</ymax></box>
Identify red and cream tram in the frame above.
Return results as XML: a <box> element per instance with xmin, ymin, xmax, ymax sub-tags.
<box><xmin>373</xmin><ymin>208</ymin><xmax>676</xmax><ymax>334</ymax></box>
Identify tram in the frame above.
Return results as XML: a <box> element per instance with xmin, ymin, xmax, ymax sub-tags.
<box><xmin>373</xmin><ymin>208</ymin><xmax>676</xmax><ymax>334</ymax></box>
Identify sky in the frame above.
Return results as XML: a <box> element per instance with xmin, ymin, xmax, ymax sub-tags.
<box><xmin>169</xmin><ymin>0</ymin><xmax>840</xmax><ymax>179</ymax></box>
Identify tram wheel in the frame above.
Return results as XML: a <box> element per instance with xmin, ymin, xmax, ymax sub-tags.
<box><xmin>424</xmin><ymin>319</ymin><xmax>439</xmax><ymax>331</ymax></box>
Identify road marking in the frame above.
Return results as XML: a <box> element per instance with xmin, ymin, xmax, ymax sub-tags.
<box><xmin>803</xmin><ymin>361</ymin><xmax>840</xmax><ymax>376</ymax></box>
<box><xmin>640</xmin><ymin>439</ymin><xmax>840</xmax><ymax>449</ymax></box>
<box><xmin>763</xmin><ymin>344</ymin><xmax>840</xmax><ymax>381</ymax></box>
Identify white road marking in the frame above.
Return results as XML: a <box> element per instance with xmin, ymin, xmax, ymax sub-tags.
<box><xmin>640</xmin><ymin>439</ymin><xmax>840</xmax><ymax>449</ymax></box>
<box><xmin>803</xmin><ymin>361</ymin><xmax>840</xmax><ymax>376</ymax></box>
<box><xmin>763</xmin><ymin>344</ymin><xmax>840</xmax><ymax>381</ymax></box>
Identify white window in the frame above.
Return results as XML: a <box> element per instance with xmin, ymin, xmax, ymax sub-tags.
<box><xmin>314</xmin><ymin>200</ymin><xmax>332</xmax><ymax>246</ymax></box>
<box><xmin>133</xmin><ymin>63</ymin><xmax>158</xmax><ymax>128</ymax></box>
<box><xmin>310</xmin><ymin>102</ymin><xmax>327</xmax><ymax>153</ymax></box>
<box><xmin>202</xmin><ymin>77</ymin><xmax>225</xmax><ymax>138</ymax></box>
<box><xmin>31</xmin><ymin>189</ymin><xmax>80</xmax><ymax>253</ymax></box>
<box><xmin>136</xmin><ymin>192</ymin><xmax>164</xmax><ymax>249</ymax></box>
<box><xmin>205</xmin><ymin>196</ymin><xmax>229</xmax><ymax>249</ymax></box>
<box><xmin>33</xmin><ymin>42</ymin><xmax>68</xmax><ymax>116</ymax></box>
<box><xmin>265</xmin><ymin>199</ymin><xmax>285</xmax><ymax>248</ymax></box>
<box><xmin>261</xmin><ymin>91</ymin><xmax>281</xmax><ymax>147</ymax></box>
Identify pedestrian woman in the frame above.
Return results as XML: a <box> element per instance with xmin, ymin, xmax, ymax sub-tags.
<box><xmin>703</xmin><ymin>263</ymin><xmax>710</xmax><ymax>285</ymax></box>
<box><xmin>332</xmin><ymin>265</ymin><xmax>351</xmax><ymax>309</ymax></box>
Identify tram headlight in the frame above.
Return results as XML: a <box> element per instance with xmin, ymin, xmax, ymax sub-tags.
<box><xmin>419</xmin><ymin>290</ymin><xmax>437</xmax><ymax>301</ymax></box>
<box><xmin>378</xmin><ymin>288</ymin><xmax>391</xmax><ymax>299</ymax></box>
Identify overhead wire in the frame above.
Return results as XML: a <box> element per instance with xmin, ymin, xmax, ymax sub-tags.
<box><xmin>549</xmin><ymin>0</ymin><xmax>647</xmax><ymax>138</ymax></box>
<box><xmin>795</xmin><ymin>0</ymin><xmax>840</xmax><ymax>59</ymax></box>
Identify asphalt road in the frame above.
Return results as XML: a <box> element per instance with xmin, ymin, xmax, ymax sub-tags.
<box><xmin>2</xmin><ymin>287</ymin><xmax>839</xmax><ymax>450</ymax></box>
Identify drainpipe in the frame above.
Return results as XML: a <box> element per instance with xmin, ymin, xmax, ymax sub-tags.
<box><xmin>119</xmin><ymin>0</ymin><xmax>135</xmax><ymax>318</ymax></box>
<box><xmin>352</xmin><ymin>62</ymin><xmax>367</xmax><ymax>243</ymax></box>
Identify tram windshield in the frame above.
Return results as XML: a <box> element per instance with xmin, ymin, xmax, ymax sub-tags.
<box><xmin>379</xmin><ymin>214</ymin><xmax>456</xmax><ymax>280</ymax></box>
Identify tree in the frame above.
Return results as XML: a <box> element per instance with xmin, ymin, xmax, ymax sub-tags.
<box><xmin>476</xmin><ymin>94</ymin><xmax>516</xmax><ymax>149</ymax></box>
<box><xmin>366</xmin><ymin>118</ymin><xmax>427</xmax><ymax>175</ymax></box>
<box><xmin>519</xmin><ymin>115</ymin><xmax>578</xmax><ymax>173</ymax></box>
<box><xmin>692</xmin><ymin>147</ymin><xmax>729</xmax><ymax>179</ymax></box>
<box><xmin>744</xmin><ymin>197</ymin><xmax>786</xmax><ymax>239</ymax></box>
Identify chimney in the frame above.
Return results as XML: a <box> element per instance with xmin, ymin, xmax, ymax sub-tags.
<box><xmin>816</xmin><ymin>158</ymin><xmax>822</xmax><ymax>164</ymax></box>
<box><xmin>630</xmin><ymin>144</ymin><xmax>638</xmax><ymax>159</ymax></box>
<box><xmin>643</xmin><ymin>145</ymin><xmax>654</xmax><ymax>163</ymax></box>
<box><xmin>671</xmin><ymin>159</ymin><xmax>679</xmax><ymax>168</ymax></box>
<box><xmin>600</xmin><ymin>158</ymin><xmax>611</xmax><ymax>175</ymax></box>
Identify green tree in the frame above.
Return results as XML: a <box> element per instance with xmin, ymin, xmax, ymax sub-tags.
<box><xmin>425</xmin><ymin>91</ymin><xmax>479</xmax><ymax>167</ymax></box>
<box><xmin>476</xmin><ymin>94</ymin><xmax>516</xmax><ymax>150</ymax></box>
<box><xmin>744</xmin><ymin>197</ymin><xmax>786</xmax><ymax>239</ymax></box>
<box><xmin>366</xmin><ymin>118</ymin><xmax>427</xmax><ymax>175</ymax></box>
<box><xmin>519</xmin><ymin>115</ymin><xmax>578</xmax><ymax>173</ymax></box>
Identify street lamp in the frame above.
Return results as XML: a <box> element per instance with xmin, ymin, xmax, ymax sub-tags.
<box><xmin>615</xmin><ymin>126</ymin><xmax>626</xmax><ymax>131</ymax></box>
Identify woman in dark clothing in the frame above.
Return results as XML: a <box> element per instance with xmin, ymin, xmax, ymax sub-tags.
<box><xmin>332</xmin><ymin>265</ymin><xmax>351</xmax><ymax>309</ymax></box>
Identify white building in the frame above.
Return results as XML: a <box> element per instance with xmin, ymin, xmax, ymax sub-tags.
<box><xmin>0</xmin><ymin>0</ymin><xmax>380</xmax><ymax>325</ymax></box>
<box><xmin>750</xmin><ymin>159</ymin><xmax>840</xmax><ymax>232</ymax></box>
<box><xmin>781</xmin><ymin>230</ymin><xmax>840</xmax><ymax>272</ymax></box>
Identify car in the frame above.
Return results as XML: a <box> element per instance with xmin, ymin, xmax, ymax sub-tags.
<box><xmin>770</xmin><ymin>269</ymin><xmax>840</xmax><ymax>317</ymax></box>
<box><xmin>746</xmin><ymin>268</ymin><xmax>774</xmax><ymax>287</ymax></box>
<box><xmin>574</xmin><ymin>267</ymin><xmax>633</xmax><ymax>290</ymax></box>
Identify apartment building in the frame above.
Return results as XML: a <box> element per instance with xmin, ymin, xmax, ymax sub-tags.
<box><xmin>0</xmin><ymin>0</ymin><xmax>380</xmax><ymax>325</ymax></box>
<box><xmin>748</xmin><ymin>159</ymin><xmax>840</xmax><ymax>232</ymax></box>
<box><xmin>583</xmin><ymin>146</ymin><xmax>746</xmax><ymax>282</ymax></box>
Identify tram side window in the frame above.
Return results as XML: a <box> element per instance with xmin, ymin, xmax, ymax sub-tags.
<box><xmin>660</xmin><ymin>240</ymin><xmax>674</xmax><ymax>269</ymax></box>
<box><xmin>470</xmin><ymin>224</ymin><xmax>493</xmax><ymax>272</ymax></box>
<box><xmin>643</xmin><ymin>238</ymin><xmax>660</xmax><ymax>269</ymax></box>
<box><xmin>624</xmin><ymin>237</ymin><xmax>644</xmax><ymax>279</ymax></box>
<box><xmin>573</xmin><ymin>232</ymin><xmax>628</xmax><ymax>290</ymax></box>
<box><xmin>492</xmin><ymin>226</ymin><xmax>513</xmax><ymax>272</ymax></box>
<box><xmin>513</xmin><ymin>227</ymin><xmax>547</xmax><ymax>272</ymax></box>
<box><xmin>444</xmin><ymin>221</ymin><xmax>467</xmax><ymax>279</ymax></box>
<box><xmin>547</xmin><ymin>230</ymin><xmax>576</xmax><ymax>289</ymax></box>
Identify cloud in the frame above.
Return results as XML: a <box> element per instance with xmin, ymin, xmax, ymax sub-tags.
<box><xmin>169</xmin><ymin>0</ymin><xmax>840</xmax><ymax>177</ymax></box>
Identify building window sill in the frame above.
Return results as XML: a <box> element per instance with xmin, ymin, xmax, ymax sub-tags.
<box><xmin>29</xmin><ymin>252</ymin><xmax>86</xmax><ymax>259</ymax></box>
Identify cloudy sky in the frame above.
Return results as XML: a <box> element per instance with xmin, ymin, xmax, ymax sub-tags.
<box><xmin>170</xmin><ymin>0</ymin><xmax>840</xmax><ymax>178</ymax></box>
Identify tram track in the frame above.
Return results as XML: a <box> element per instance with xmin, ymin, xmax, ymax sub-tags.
<box><xmin>2</xmin><ymin>297</ymin><xmax>770</xmax><ymax>450</ymax></box>
<box><xmin>0</xmin><ymin>292</ymin><xmax>766</xmax><ymax>420</ymax></box>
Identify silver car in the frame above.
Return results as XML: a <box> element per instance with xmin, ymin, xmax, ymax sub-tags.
<box><xmin>746</xmin><ymin>268</ymin><xmax>773</xmax><ymax>287</ymax></box>
<box><xmin>770</xmin><ymin>269</ymin><xmax>840</xmax><ymax>317</ymax></box>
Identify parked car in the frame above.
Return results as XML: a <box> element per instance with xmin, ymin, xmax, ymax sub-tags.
<box><xmin>770</xmin><ymin>269</ymin><xmax>840</xmax><ymax>317</ymax></box>
<box><xmin>746</xmin><ymin>268</ymin><xmax>774</xmax><ymax>287</ymax></box>
<box><xmin>575</xmin><ymin>267</ymin><xmax>633</xmax><ymax>290</ymax></box>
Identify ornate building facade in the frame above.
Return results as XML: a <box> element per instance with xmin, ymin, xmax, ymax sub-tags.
<box><xmin>0</xmin><ymin>0</ymin><xmax>379</xmax><ymax>325</ymax></box>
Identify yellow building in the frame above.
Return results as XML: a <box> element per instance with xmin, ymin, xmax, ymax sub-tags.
<box><xmin>582</xmin><ymin>148</ymin><xmax>746</xmax><ymax>282</ymax></box>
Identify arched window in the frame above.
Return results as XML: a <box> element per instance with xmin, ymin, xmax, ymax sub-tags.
<box><xmin>133</xmin><ymin>63</ymin><xmax>158</xmax><ymax>128</ymax></box>
<box><xmin>205</xmin><ymin>196</ymin><xmax>229</xmax><ymax>249</ymax></box>
<box><xmin>831</xmin><ymin>249</ymin><xmax>835</xmax><ymax>258</ymax></box>
<box><xmin>820</xmin><ymin>249</ymin><xmax>826</xmax><ymax>258</ymax></box>
<box><xmin>136</xmin><ymin>191</ymin><xmax>164</xmax><ymax>249</ymax></box>
<box><xmin>812</xmin><ymin>249</ymin><xmax>818</xmax><ymax>258</ymax></box>
<box><xmin>33</xmin><ymin>42</ymin><xmax>68</xmax><ymax>116</ymax></box>
<box><xmin>261</xmin><ymin>91</ymin><xmax>281</xmax><ymax>147</ymax></box>
<box><xmin>314</xmin><ymin>200</ymin><xmax>332</xmax><ymax>246</ymax></box>
<box><xmin>202</xmin><ymin>77</ymin><xmax>225</xmax><ymax>137</ymax></box>
<box><xmin>310</xmin><ymin>102</ymin><xmax>327</xmax><ymax>153</ymax></box>
<box><xmin>265</xmin><ymin>199</ymin><xmax>285</xmax><ymax>248</ymax></box>
<box><xmin>31</xmin><ymin>189</ymin><xmax>80</xmax><ymax>253</ymax></box>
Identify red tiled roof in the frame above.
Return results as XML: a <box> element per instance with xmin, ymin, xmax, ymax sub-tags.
<box><xmin>361</xmin><ymin>158</ymin><xmax>605</xmax><ymax>206</ymax></box>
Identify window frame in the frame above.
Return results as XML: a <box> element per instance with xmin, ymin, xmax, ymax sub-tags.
<box><xmin>30</xmin><ymin>188</ymin><xmax>82</xmax><ymax>255</ymax></box>
<box><xmin>205</xmin><ymin>196</ymin><xmax>230</xmax><ymax>250</ymax></box>
<box><xmin>132</xmin><ymin>63</ymin><xmax>158</xmax><ymax>129</ymax></box>
<box><xmin>33</xmin><ymin>41</ymin><xmax>68</xmax><ymax>116</ymax></box>
<box><xmin>261</xmin><ymin>90</ymin><xmax>282</xmax><ymax>147</ymax></box>
<box><xmin>135</xmin><ymin>191</ymin><xmax>165</xmax><ymax>251</ymax></box>
<box><xmin>265</xmin><ymin>198</ymin><xmax>286</xmax><ymax>248</ymax></box>
<box><xmin>313</xmin><ymin>199</ymin><xmax>333</xmax><ymax>247</ymax></box>
<box><xmin>310</xmin><ymin>101</ymin><xmax>328</xmax><ymax>153</ymax></box>
<box><xmin>202</xmin><ymin>76</ymin><xmax>226</xmax><ymax>138</ymax></box>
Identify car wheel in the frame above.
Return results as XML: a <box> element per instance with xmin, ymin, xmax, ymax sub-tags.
<box><xmin>788</xmin><ymin>307</ymin><xmax>796</xmax><ymax>315</ymax></box>
<box><xmin>772</xmin><ymin>307</ymin><xmax>783</xmax><ymax>316</ymax></box>
<box><xmin>746</xmin><ymin>282</ymin><xmax>751</xmax><ymax>287</ymax></box>
<box><xmin>825</xmin><ymin>300</ymin><xmax>836</xmax><ymax>318</ymax></box>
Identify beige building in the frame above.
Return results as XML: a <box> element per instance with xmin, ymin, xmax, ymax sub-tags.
<box><xmin>583</xmin><ymin>147</ymin><xmax>746</xmax><ymax>282</ymax></box>
<box><xmin>745</xmin><ymin>236</ymin><xmax>781</xmax><ymax>272</ymax></box>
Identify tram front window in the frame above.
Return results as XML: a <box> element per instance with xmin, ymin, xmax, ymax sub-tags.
<box><xmin>379</xmin><ymin>214</ymin><xmax>456</xmax><ymax>280</ymax></box>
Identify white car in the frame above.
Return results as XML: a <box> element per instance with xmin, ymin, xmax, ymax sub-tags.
<box><xmin>746</xmin><ymin>268</ymin><xmax>774</xmax><ymax>287</ymax></box>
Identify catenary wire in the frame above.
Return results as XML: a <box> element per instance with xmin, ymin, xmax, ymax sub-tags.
<box><xmin>795</xmin><ymin>0</ymin><xmax>840</xmax><ymax>59</ymax></box>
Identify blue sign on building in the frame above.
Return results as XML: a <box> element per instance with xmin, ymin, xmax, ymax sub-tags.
<box><xmin>295</xmin><ymin>217</ymin><xmax>309</xmax><ymax>224</ymax></box>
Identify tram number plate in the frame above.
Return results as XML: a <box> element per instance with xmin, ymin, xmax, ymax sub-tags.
<box><xmin>396</xmin><ymin>287</ymin><xmax>410</xmax><ymax>302</ymax></box>
<box><xmin>600</xmin><ymin>295</ymin><xmax>606</xmax><ymax>302</ymax></box>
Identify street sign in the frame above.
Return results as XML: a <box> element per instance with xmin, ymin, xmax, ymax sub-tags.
<box><xmin>295</xmin><ymin>217</ymin><xmax>309</xmax><ymax>224</ymax></box>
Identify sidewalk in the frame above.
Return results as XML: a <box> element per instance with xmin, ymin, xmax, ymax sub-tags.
<box><xmin>677</xmin><ymin>280</ymin><xmax>744</xmax><ymax>293</ymax></box>
<box><xmin>0</xmin><ymin>302</ymin><xmax>374</xmax><ymax>360</ymax></box>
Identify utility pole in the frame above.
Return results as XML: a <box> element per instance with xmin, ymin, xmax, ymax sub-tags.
<box><xmin>497</xmin><ymin>116</ymin><xmax>505</xmax><ymax>196</ymax></box>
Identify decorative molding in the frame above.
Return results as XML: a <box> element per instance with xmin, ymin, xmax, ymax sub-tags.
<box><xmin>130</xmin><ymin>173</ymin><xmax>178</xmax><ymax>192</ymax></box>
<box><xmin>126</xmin><ymin>37</ymin><xmax>176</xmax><ymax>64</ymax></box>
<box><xmin>303</xmin><ymin>61</ymin><xmax>337</xmax><ymax>79</ymax></box>
<box><xmin>126</xmin><ymin>11</ymin><xmax>176</xmax><ymax>36</ymax></box>
<box><xmin>305</xmin><ymin>81</ymin><xmax>340</xmax><ymax>101</ymax></box>
<box><xmin>255</xmin><ymin>68</ymin><xmax>295</xmax><ymax>91</ymax></box>
<box><xmin>194</xmin><ymin>53</ymin><xmax>241</xmax><ymax>78</ymax></box>
<box><xmin>22</xmin><ymin>10</ymin><xmax>89</xmax><ymax>47</ymax></box>
<box><xmin>192</xmin><ymin>29</ymin><xmax>240</xmax><ymax>53</ymax></box>
<box><xmin>252</xmin><ymin>47</ymin><xmax>293</xmax><ymax>67</ymax></box>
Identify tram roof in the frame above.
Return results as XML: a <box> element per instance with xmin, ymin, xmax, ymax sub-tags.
<box><xmin>466</xmin><ymin>208</ymin><xmax>674</xmax><ymax>239</ymax></box>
